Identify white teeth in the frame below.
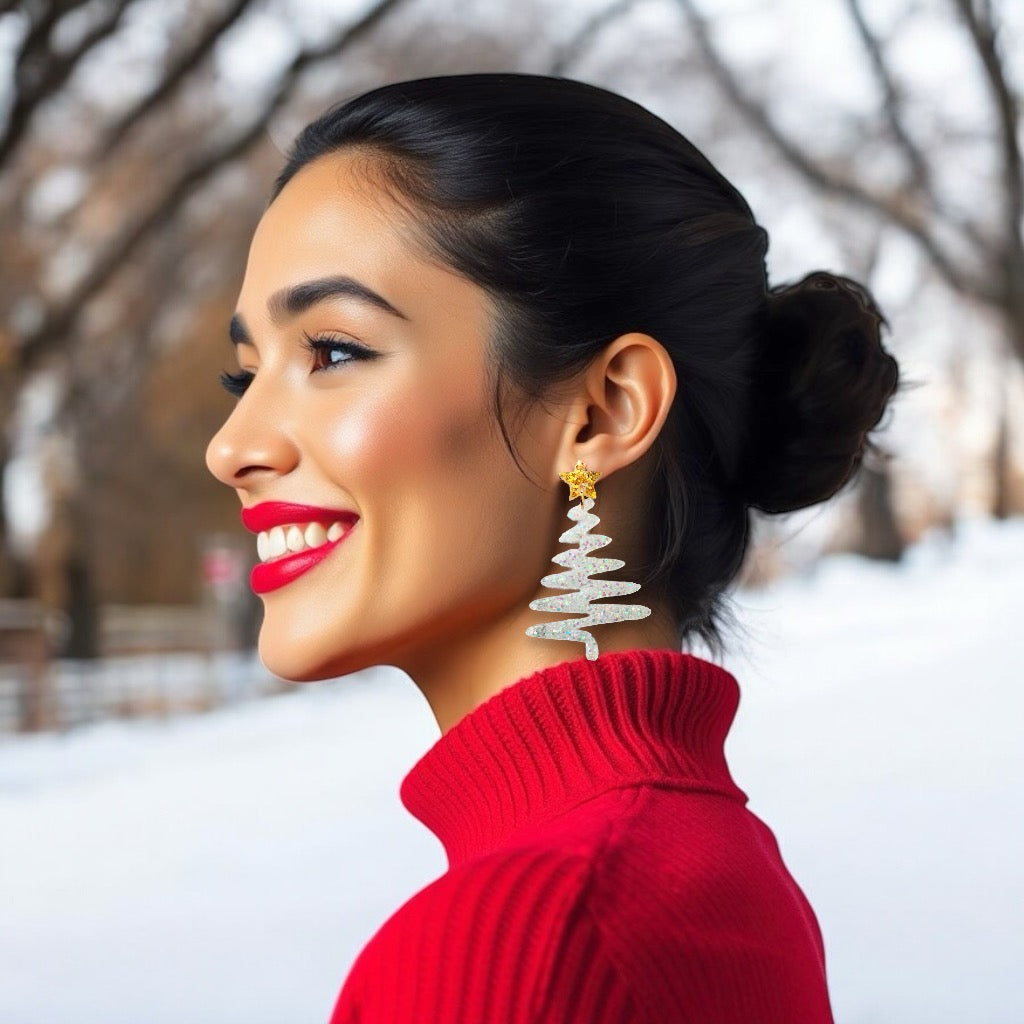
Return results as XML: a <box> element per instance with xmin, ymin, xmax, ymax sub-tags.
<box><xmin>255</xmin><ymin>520</ymin><xmax>350</xmax><ymax>563</ymax></box>
<box><xmin>267</xmin><ymin>526</ymin><xmax>287</xmax><ymax>557</ymax></box>
<box><xmin>305</xmin><ymin>522</ymin><xmax>327</xmax><ymax>547</ymax></box>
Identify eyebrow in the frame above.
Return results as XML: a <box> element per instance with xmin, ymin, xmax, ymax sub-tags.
<box><xmin>230</xmin><ymin>275</ymin><xmax>407</xmax><ymax>345</ymax></box>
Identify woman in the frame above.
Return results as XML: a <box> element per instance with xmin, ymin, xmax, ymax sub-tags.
<box><xmin>207</xmin><ymin>74</ymin><xmax>899</xmax><ymax>1023</ymax></box>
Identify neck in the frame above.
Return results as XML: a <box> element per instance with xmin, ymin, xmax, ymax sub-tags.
<box><xmin>393</xmin><ymin>594</ymin><xmax>681</xmax><ymax>735</ymax></box>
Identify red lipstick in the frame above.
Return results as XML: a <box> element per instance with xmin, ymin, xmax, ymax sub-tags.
<box><xmin>242</xmin><ymin>503</ymin><xmax>359</xmax><ymax>595</ymax></box>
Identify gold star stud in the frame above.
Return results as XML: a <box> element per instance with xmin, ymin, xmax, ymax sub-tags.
<box><xmin>559</xmin><ymin>459</ymin><xmax>601</xmax><ymax>503</ymax></box>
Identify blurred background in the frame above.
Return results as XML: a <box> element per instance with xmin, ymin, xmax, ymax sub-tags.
<box><xmin>0</xmin><ymin>1</ymin><xmax>1020</xmax><ymax>1022</ymax></box>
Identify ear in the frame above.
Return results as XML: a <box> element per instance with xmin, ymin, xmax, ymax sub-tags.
<box><xmin>553</xmin><ymin>332</ymin><xmax>677</xmax><ymax>481</ymax></box>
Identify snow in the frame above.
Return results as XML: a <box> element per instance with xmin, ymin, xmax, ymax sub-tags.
<box><xmin>2</xmin><ymin>372</ymin><xmax>63</xmax><ymax>556</ymax></box>
<box><xmin>1</xmin><ymin>517</ymin><xmax>1021</xmax><ymax>1024</ymax></box>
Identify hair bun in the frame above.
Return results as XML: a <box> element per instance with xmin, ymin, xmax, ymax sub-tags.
<box><xmin>739</xmin><ymin>270</ymin><xmax>900</xmax><ymax>514</ymax></box>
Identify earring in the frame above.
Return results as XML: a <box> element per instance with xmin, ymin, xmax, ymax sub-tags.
<box><xmin>525</xmin><ymin>459</ymin><xmax>651</xmax><ymax>660</ymax></box>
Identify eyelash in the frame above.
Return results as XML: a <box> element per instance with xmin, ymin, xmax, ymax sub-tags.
<box><xmin>219</xmin><ymin>332</ymin><xmax>376</xmax><ymax>398</ymax></box>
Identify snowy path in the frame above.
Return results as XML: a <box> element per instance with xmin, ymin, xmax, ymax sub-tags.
<box><xmin>1</xmin><ymin>518</ymin><xmax>1021</xmax><ymax>1024</ymax></box>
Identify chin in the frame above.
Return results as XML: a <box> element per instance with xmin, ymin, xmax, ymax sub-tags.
<box><xmin>257</xmin><ymin>628</ymin><xmax>376</xmax><ymax>683</ymax></box>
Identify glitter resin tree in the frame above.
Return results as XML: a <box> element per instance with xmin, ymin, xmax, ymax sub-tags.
<box><xmin>526</xmin><ymin>460</ymin><xmax>651</xmax><ymax>660</ymax></box>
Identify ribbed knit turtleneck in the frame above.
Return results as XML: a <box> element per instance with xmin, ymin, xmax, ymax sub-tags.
<box><xmin>399</xmin><ymin>647</ymin><xmax>749</xmax><ymax>869</ymax></box>
<box><xmin>330</xmin><ymin>647</ymin><xmax>835</xmax><ymax>1024</ymax></box>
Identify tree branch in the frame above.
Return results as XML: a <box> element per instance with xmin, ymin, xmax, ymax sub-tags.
<box><xmin>99</xmin><ymin>0</ymin><xmax>255</xmax><ymax>153</ymax></box>
<box><xmin>844</xmin><ymin>0</ymin><xmax>993</xmax><ymax>255</ymax></box>
<box><xmin>843</xmin><ymin>0</ymin><xmax>933</xmax><ymax>193</ymax></box>
<box><xmin>0</xmin><ymin>0</ymin><xmax>132</xmax><ymax>168</ymax></box>
<box><xmin>16</xmin><ymin>0</ymin><xmax>410</xmax><ymax>374</ymax></box>
<box><xmin>675</xmin><ymin>0</ymin><xmax>996</xmax><ymax>303</ymax></box>
<box><xmin>952</xmin><ymin>0</ymin><xmax>1024</xmax><ymax>298</ymax></box>
<box><xmin>549</xmin><ymin>0</ymin><xmax>638</xmax><ymax>76</ymax></box>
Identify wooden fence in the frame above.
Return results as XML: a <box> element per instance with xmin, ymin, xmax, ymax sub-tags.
<box><xmin>0</xmin><ymin>601</ymin><xmax>281</xmax><ymax>734</ymax></box>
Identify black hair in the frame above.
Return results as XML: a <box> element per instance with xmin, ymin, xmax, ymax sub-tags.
<box><xmin>272</xmin><ymin>73</ymin><xmax>901</xmax><ymax>653</ymax></box>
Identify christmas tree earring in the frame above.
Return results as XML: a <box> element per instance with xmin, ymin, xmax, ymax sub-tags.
<box><xmin>525</xmin><ymin>459</ymin><xmax>651</xmax><ymax>661</ymax></box>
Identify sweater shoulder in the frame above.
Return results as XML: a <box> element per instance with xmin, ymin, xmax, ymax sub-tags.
<box><xmin>352</xmin><ymin>785</ymin><xmax>642</xmax><ymax>962</ymax></box>
<box><xmin>329</xmin><ymin>827</ymin><xmax>644</xmax><ymax>1023</ymax></box>
<box><xmin>330</xmin><ymin>784</ymin><xmax>834</xmax><ymax>1023</ymax></box>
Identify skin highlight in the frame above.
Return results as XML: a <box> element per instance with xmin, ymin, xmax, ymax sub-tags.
<box><xmin>206</xmin><ymin>150</ymin><xmax>682</xmax><ymax>735</ymax></box>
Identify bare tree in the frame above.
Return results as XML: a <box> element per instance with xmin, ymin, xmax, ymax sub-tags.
<box><xmin>6</xmin><ymin>0</ymin><xmax>410</xmax><ymax>374</ymax></box>
<box><xmin>675</xmin><ymin>0</ymin><xmax>1022</xmax><ymax>337</ymax></box>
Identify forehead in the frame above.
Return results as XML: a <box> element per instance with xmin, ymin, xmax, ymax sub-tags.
<box><xmin>246</xmin><ymin>151</ymin><xmax>414</xmax><ymax>286</ymax></box>
<box><xmin>239</xmin><ymin>150</ymin><xmax>491</xmax><ymax>339</ymax></box>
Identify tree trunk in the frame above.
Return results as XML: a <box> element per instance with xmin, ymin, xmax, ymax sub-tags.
<box><xmin>856</xmin><ymin>462</ymin><xmax>904</xmax><ymax>561</ymax></box>
<box><xmin>62</xmin><ymin>552</ymin><xmax>99</xmax><ymax>659</ymax></box>
<box><xmin>35</xmin><ymin>477</ymin><xmax>101</xmax><ymax>660</ymax></box>
<box><xmin>992</xmin><ymin>373</ymin><xmax>1011</xmax><ymax>520</ymax></box>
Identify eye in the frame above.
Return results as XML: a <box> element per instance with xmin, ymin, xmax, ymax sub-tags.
<box><xmin>218</xmin><ymin>334</ymin><xmax>376</xmax><ymax>395</ymax></box>
<box><xmin>303</xmin><ymin>331</ymin><xmax>377</xmax><ymax>373</ymax></box>
<box><xmin>220</xmin><ymin>369</ymin><xmax>254</xmax><ymax>397</ymax></box>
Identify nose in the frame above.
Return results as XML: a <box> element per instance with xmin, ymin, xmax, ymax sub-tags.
<box><xmin>206</xmin><ymin>385</ymin><xmax>300</xmax><ymax>490</ymax></box>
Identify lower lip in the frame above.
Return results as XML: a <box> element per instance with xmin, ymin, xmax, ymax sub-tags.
<box><xmin>249</xmin><ymin>526</ymin><xmax>355</xmax><ymax>595</ymax></box>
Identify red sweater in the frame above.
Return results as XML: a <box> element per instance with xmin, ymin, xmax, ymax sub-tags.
<box><xmin>329</xmin><ymin>648</ymin><xmax>834</xmax><ymax>1023</ymax></box>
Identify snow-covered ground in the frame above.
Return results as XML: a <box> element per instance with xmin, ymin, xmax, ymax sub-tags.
<box><xmin>1</xmin><ymin>516</ymin><xmax>1021</xmax><ymax>1024</ymax></box>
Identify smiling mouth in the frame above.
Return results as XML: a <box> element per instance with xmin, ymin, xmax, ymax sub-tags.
<box><xmin>242</xmin><ymin>503</ymin><xmax>359</xmax><ymax>594</ymax></box>
<box><xmin>256</xmin><ymin>521</ymin><xmax>350</xmax><ymax>563</ymax></box>
<box><xmin>247</xmin><ymin>522</ymin><xmax>357</xmax><ymax>595</ymax></box>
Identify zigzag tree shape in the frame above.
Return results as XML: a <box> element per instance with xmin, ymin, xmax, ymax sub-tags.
<box><xmin>526</xmin><ymin>496</ymin><xmax>651</xmax><ymax>660</ymax></box>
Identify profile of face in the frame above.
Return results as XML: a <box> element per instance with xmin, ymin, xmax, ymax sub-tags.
<box><xmin>206</xmin><ymin>145</ymin><xmax>682</xmax><ymax>708</ymax></box>
<box><xmin>207</xmin><ymin>151</ymin><xmax>583</xmax><ymax>684</ymax></box>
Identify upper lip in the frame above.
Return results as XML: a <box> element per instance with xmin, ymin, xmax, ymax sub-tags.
<box><xmin>241</xmin><ymin>502</ymin><xmax>359</xmax><ymax>533</ymax></box>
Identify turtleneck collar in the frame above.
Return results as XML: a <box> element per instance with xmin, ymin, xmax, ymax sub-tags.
<box><xmin>399</xmin><ymin>647</ymin><xmax>749</xmax><ymax>869</ymax></box>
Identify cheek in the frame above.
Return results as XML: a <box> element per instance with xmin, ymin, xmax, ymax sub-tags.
<box><xmin>437</xmin><ymin>404</ymin><xmax>488</xmax><ymax>468</ymax></box>
<box><xmin>311</xmin><ymin>381</ymin><xmax>497</xmax><ymax>540</ymax></box>
<box><xmin>431</xmin><ymin>385</ymin><xmax>514</xmax><ymax>496</ymax></box>
<box><xmin>318</xmin><ymin>389</ymin><xmax>408</xmax><ymax>478</ymax></box>
<box><xmin>429</xmin><ymin>404</ymin><xmax>545</xmax><ymax>576</ymax></box>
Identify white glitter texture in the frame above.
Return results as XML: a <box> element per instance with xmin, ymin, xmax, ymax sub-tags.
<box><xmin>525</xmin><ymin>496</ymin><xmax>651</xmax><ymax>660</ymax></box>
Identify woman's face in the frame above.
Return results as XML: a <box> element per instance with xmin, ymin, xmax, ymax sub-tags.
<box><xmin>206</xmin><ymin>151</ymin><xmax>566</xmax><ymax>682</ymax></box>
